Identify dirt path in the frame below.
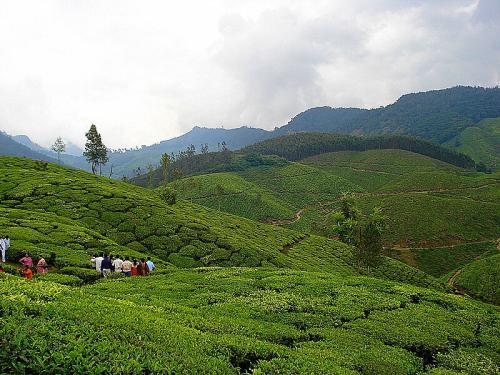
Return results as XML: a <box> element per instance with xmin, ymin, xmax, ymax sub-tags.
<box><xmin>280</xmin><ymin>234</ymin><xmax>310</xmax><ymax>254</ymax></box>
<box><xmin>447</xmin><ymin>269</ymin><xmax>469</xmax><ymax>295</ymax></box>
<box><xmin>268</xmin><ymin>208</ymin><xmax>306</xmax><ymax>225</ymax></box>
<box><xmin>446</xmin><ymin>237</ymin><xmax>499</xmax><ymax>295</ymax></box>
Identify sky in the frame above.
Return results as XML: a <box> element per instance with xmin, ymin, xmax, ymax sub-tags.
<box><xmin>0</xmin><ymin>0</ymin><xmax>499</xmax><ymax>149</ymax></box>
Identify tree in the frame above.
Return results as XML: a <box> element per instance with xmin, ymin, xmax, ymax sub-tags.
<box><xmin>214</xmin><ymin>184</ymin><xmax>225</xmax><ymax>210</ymax></box>
<box><xmin>160</xmin><ymin>153</ymin><xmax>171</xmax><ymax>184</ymax></box>
<box><xmin>201</xmin><ymin>143</ymin><xmax>209</xmax><ymax>154</ymax></box>
<box><xmin>51</xmin><ymin>137</ymin><xmax>66</xmax><ymax>163</ymax></box>
<box><xmin>147</xmin><ymin>163</ymin><xmax>154</xmax><ymax>188</ymax></box>
<box><xmin>354</xmin><ymin>217</ymin><xmax>384</xmax><ymax>269</ymax></box>
<box><xmin>173</xmin><ymin>168</ymin><xmax>184</xmax><ymax>181</ymax></box>
<box><xmin>83</xmin><ymin>124</ymin><xmax>108</xmax><ymax>175</ymax></box>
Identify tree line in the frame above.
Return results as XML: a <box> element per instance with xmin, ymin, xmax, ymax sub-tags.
<box><xmin>244</xmin><ymin>132</ymin><xmax>477</xmax><ymax>169</ymax></box>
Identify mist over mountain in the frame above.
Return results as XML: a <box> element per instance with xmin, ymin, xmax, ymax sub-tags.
<box><xmin>0</xmin><ymin>132</ymin><xmax>58</xmax><ymax>163</ymax></box>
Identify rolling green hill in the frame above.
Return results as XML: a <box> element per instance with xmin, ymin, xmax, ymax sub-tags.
<box><xmin>171</xmin><ymin>149</ymin><xmax>499</xmax><ymax>248</ymax></box>
<box><xmin>1</xmin><ymin>156</ymin><xmax>499</xmax><ymax>374</ymax></box>
<box><xmin>0</xmin><ymin>156</ymin><xmax>445</xmax><ymax>288</ymax></box>
<box><xmin>453</xmin><ymin>253</ymin><xmax>500</xmax><ymax>305</ymax></box>
<box><xmin>446</xmin><ymin>117</ymin><xmax>500</xmax><ymax>170</ymax></box>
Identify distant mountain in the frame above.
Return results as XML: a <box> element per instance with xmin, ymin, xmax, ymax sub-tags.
<box><xmin>0</xmin><ymin>132</ymin><xmax>58</xmax><ymax>163</ymax></box>
<box><xmin>12</xmin><ymin>134</ymin><xmax>47</xmax><ymax>153</ymax></box>
<box><xmin>99</xmin><ymin>126</ymin><xmax>273</xmax><ymax>178</ymax></box>
<box><xmin>9</xmin><ymin>86</ymin><xmax>500</xmax><ymax>177</ymax></box>
<box><xmin>13</xmin><ymin>134</ymin><xmax>83</xmax><ymax>156</ymax></box>
<box><xmin>278</xmin><ymin>86</ymin><xmax>500</xmax><ymax>143</ymax></box>
<box><xmin>274</xmin><ymin>107</ymin><xmax>367</xmax><ymax>136</ymax></box>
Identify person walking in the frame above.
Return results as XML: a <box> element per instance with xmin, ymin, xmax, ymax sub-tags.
<box><xmin>137</xmin><ymin>259</ymin><xmax>146</xmax><ymax>276</ymax></box>
<box><xmin>100</xmin><ymin>254</ymin><xmax>113</xmax><ymax>278</ymax></box>
<box><xmin>112</xmin><ymin>255</ymin><xmax>123</xmax><ymax>273</ymax></box>
<box><xmin>146</xmin><ymin>257</ymin><xmax>155</xmax><ymax>273</ymax></box>
<box><xmin>94</xmin><ymin>253</ymin><xmax>104</xmax><ymax>274</ymax></box>
<box><xmin>36</xmin><ymin>256</ymin><xmax>48</xmax><ymax>273</ymax></box>
<box><xmin>122</xmin><ymin>257</ymin><xmax>133</xmax><ymax>277</ymax></box>
<box><xmin>0</xmin><ymin>236</ymin><xmax>5</xmax><ymax>263</ymax></box>
<box><xmin>131</xmin><ymin>259</ymin><xmax>138</xmax><ymax>277</ymax></box>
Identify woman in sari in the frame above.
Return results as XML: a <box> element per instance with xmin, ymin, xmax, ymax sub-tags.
<box><xmin>37</xmin><ymin>256</ymin><xmax>48</xmax><ymax>273</ymax></box>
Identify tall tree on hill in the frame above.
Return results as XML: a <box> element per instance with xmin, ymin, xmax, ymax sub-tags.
<box><xmin>84</xmin><ymin>124</ymin><xmax>108</xmax><ymax>175</ymax></box>
<box><xmin>51</xmin><ymin>137</ymin><xmax>66</xmax><ymax>164</ymax></box>
<box><xmin>214</xmin><ymin>184</ymin><xmax>225</xmax><ymax>211</ymax></box>
<box><xmin>147</xmin><ymin>163</ymin><xmax>154</xmax><ymax>188</ymax></box>
<box><xmin>355</xmin><ymin>216</ymin><xmax>385</xmax><ymax>270</ymax></box>
<box><xmin>160</xmin><ymin>153</ymin><xmax>171</xmax><ymax>185</ymax></box>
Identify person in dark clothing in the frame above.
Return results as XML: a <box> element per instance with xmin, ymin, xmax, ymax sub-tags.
<box><xmin>137</xmin><ymin>259</ymin><xmax>145</xmax><ymax>276</ymax></box>
<box><xmin>101</xmin><ymin>254</ymin><xmax>113</xmax><ymax>278</ymax></box>
<box><xmin>142</xmin><ymin>258</ymin><xmax>150</xmax><ymax>276</ymax></box>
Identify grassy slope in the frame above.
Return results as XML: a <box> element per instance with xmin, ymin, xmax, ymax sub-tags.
<box><xmin>302</xmin><ymin>150</ymin><xmax>499</xmax><ymax>247</ymax></box>
<box><xmin>173</xmin><ymin>150</ymin><xmax>499</xmax><ymax>249</ymax></box>
<box><xmin>454</xmin><ymin>253</ymin><xmax>500</xmax><ymax>305</ymax></box>
<box><xmin>0</xmin><ymin>157</ymin><xmax>350</xmax><ymax>273</ymax></box>
<box><xmin>172</xmin><ymin>162</ymin><xmax>361</xmax><ymax>222</ymax></box>
<box><xmin>0</xmin><ymin>156</ymin><xmax>443</xmax><ymax>289</ymax></box>
<box><xmin>446</xmin><ymin>117</ymin><xmax>500</xmax><ymax>170</ymax></box>
<box><xmin>169</xmin><ymin>150</ymin><xmax>499</xmax><ymax>280</ymax></box>
<box><xmin>2</xmin><ymin>269</ymin><xmax>499</xmax><ymax>374</ymax></box>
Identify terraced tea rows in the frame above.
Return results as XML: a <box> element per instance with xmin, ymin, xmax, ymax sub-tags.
<box><xmin>1</xmin><ymin>268</ymin><xmax>498</xmax><ymax>374</ymax></box>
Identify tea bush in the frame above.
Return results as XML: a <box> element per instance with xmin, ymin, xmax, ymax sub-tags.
<box><xmin>1</xmin><ymin>268</ymin><xmax>498</xmax><ymax>374</ymax></box>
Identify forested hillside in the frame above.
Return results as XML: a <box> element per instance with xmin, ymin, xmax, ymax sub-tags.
<box><xmin>9</xmin><ymin>86</ymin><xmax>498</xmax><ymax>177</ymax></box>
<box><xmin>244</xmin><ymin>133</ymin><xmax>476</xmax><ymax>168</ymax></box>
<box><xmin>279</xmin><ymin>86</ymin><xmax>500</xmax><ymax>144</ymax></box>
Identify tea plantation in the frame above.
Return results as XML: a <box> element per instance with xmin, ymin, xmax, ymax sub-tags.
<box><xmin>171</xmin><ymin>149</ymin><xmax>499</xmax><ymax>280</ymax></box>
<box><xmin>2</xmin><ymin>268</ymin><xmax>500</xmax><ymax>374</ymax></box>
<box><xmin>1</xmin><ymin>156</ymin><xmax>498</xmax><ymax>373</ymax></box>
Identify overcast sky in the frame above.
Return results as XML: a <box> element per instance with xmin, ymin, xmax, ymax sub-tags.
<box><xmin>1</xmin><ymin>0</ymin><xmax>499</xmax><ymax>148</ymax></box>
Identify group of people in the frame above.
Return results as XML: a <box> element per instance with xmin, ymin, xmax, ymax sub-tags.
<box><xmin>0</xmin><ymin>235</ymin><xmax>10</xmax><ymax>263</ymax></box>
<box><xmin>0</xmin><ymin>251</ymin><xmax>48</xmax><ymax>280</ymax></box>
<box><xmin>91</xmin><ymin>254</ymin><xmax>155</xmax><ymax>277</ymax></box>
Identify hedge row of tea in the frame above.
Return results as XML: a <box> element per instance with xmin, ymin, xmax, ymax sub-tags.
<box><xmin>1</xmin><ymin>268</ymin><xmax>499</xmax><ymax>374</ymax></box>
<box><xmin>0</xmin><ymin>208</ymin><xmax>156</xmax><ymax>268</ymax></box>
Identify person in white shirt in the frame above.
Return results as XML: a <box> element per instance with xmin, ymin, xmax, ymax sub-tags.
<box><xmin>94</xmin><ymin>253</ymin><xmax>104</xmax><ymax>273</ymax></box>
<box><xmin>0</xmin><ymin>236</ymin><xmax>5</xmax><ymax>263</ymax></box>
<box><xmin>112</xmin><ymin>255</ymin><xmax>123</xmax><ymax>273</ymax></box>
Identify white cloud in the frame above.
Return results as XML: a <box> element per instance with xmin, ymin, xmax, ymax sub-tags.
<box><xmin>0</xmin><ymin>0</ymin><xmax>498</xmax><ymax>148</ymax></box>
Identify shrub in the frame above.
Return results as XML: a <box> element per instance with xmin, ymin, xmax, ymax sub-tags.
<box><xmin>59</xmin><ymin>266</ymin><xmax>101</xmax><ymax>283</ymax></box>
<box><xmin>34</xmin><ymin>273</ymin><xmax>83</xmax><ymax>286</ymax></box>
<box><xmin>157</xmin><ymin>186</ymin><xmax>177</xmax><ymax>205</ymax></box>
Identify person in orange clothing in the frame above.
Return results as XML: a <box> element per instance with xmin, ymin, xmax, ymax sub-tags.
<box><xmin>22</xmin><ymin>265</ymin><xmax>33</xmax><ymax>280</ymax></box>
<box><xmin>131</xmin><ymin>259</ymin><xmax>138</xmax><ymax>276</ymax></box>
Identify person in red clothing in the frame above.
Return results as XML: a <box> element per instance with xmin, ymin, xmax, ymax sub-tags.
<box><xmin>22</xmin><ymin>265</ymin><xmax>32</xmax><ymax>280</ymax></box>
<box><xmin>137</xmin><ymin>259</ymin><xmax>145</xmax><ymax>276</ymax></box>
<box><xmin>131</xmin><ymin>259</ymin><xmax>138</xmax><ymax>276</ymax></box>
